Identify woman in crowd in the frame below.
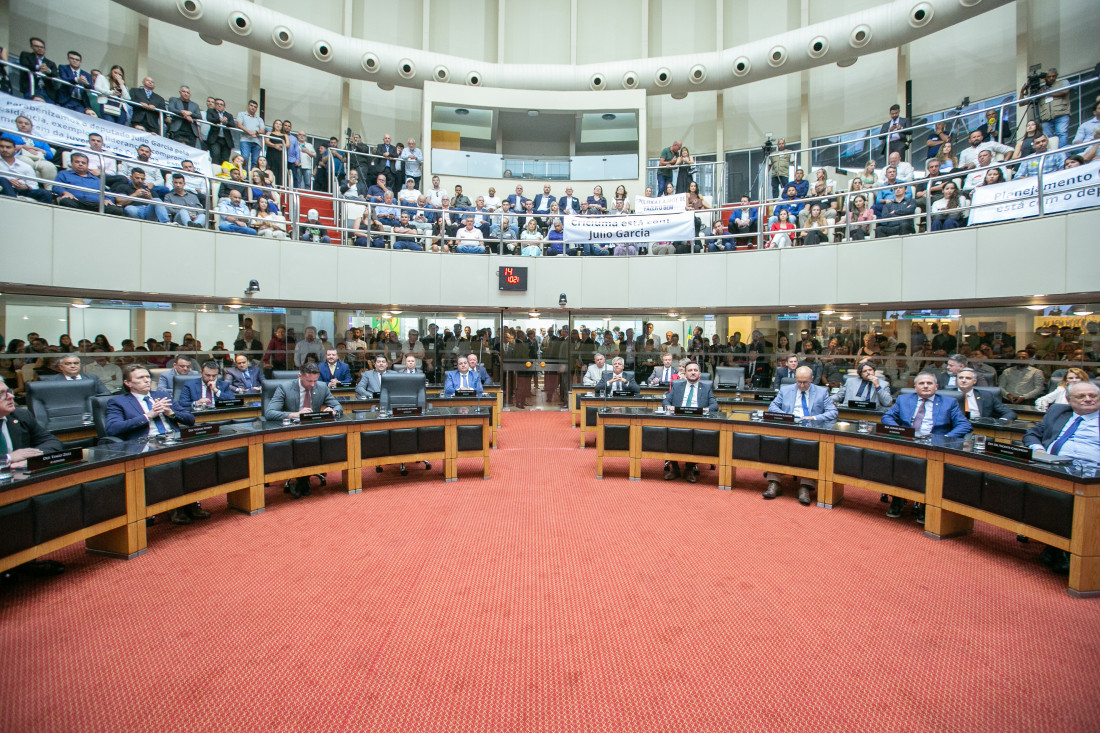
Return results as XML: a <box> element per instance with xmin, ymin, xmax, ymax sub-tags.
<box><xmin>814</xmin><ymin>168</ymin><xmax>835</xmax><ymax>195</ymax></box>
<box><xmin>247</xmin><ymin>169</ymin><xmax>266</xmax><ymax>207</ymax></box>
<box><xmin>93</xmin><ymin>334</ymin><xmax>113</xmax><ymax>352</ymax></box>
<box><xmin>686</xmin><ymin>180</ymin><xmax>706</xmax><ymax>236</ymax></box>
<box><xmin>663</xmin><ymin>182</ymin><xmax>676</xmax><ymax>197</ymax></box>
<box><xmin>775</xmin><ymin>334</ymin><xmax>791</xmax><ymax>354</ymax></box>
<box><xmin>1034</xmin><ymin>367</ymin><xmax>1090</xmax><ymax>411</ymax></box>
<box><xmin>845</xmin><ymin>194</ymin><xmax>875</xmax><ymax>241</ymax></box>
<box><xmin>858</xmin><ymin>160</ymin><xmax>878</xmax><ymax>188</ymax></box>
<box><xmin>92</xmin><ymin>64</ymin><xmax>130</xmax><ymax>125</ymax></box>
<box><xmin>57</xmin><ymin>334</ymin><xmax>76</xmax><ymax>353</ymax></box>
<box><xmin>675</xmin><ymin>146</ymin><xmax>696</xmax><ymax>194</ymax></box>
<box><xmin>353</xmin><ymin>208</ymin><xmax>384</xmax><ymax>248</ymax></box>
<box><xmin>265</xmin><ymin>120</ymin><xmax>285</xmax><ymax>186</ymax></box>
<box><xmin>614</xmin><ymin>184</ymin><xmax>628</xmax><ymax>204</ymax></box>
<box><xmin>537</xmin><ymin>200</ymin><xmax>561</xmax><ymax>233</ymax></box>
<box><xmin>767</xmin><ymin>207</ymin><xmax>795</xmax><ymax>248</ymax></box>
<box><xmin>586</xmin><ymin>185</ymin><xmax>607</xmax><ymax>214</ymax></box>
<box><xmin>519</xmin><ymin>220</ymin><xmax>543</xmax><ymax>256</ymax></box>
<box><xmin>1014</xmin><ymin>119</ymin><xmax>1040</xmax><ymax>159</ymax></box>
<box><xmin>980</xmin><ymin>166</ymin><xmax>1006</xmax><ymax>186</ymax></box>
<box><xmin>254</xmin><ymin>197</ymin><xmax>288</xmax><ymax>239</ymax></box>
<box><xmin>801</xmin><ymin>203</ymin><xmax>831</xmax><ymax>246</ymax></box>
<box><xmin>935</xmin><ymin>140</ymin><xmax>958</xmax><ymax>173</ymax></box>
<box><xmin>930</xmin><ymin>181</ymin><xmax>969</xmax><ymax>230</ymax></box>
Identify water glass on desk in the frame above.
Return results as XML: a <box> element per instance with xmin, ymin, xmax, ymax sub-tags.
<box><xmin>0</xmin><ymin>455</ymin><xmax>12</xmax><ymax>483</ymax></box>
<box><xmin>972</xmin><ymin>435</ymin><xmax>987</xmax><ymax>452</ymax></box>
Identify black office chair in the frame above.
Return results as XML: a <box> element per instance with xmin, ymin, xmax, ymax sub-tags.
<box><xmin>25</xmin><ymin>380</ymin><xmax>101</xmax><ymax>430</ymax></box>
<box><xmin>172</xmin><ymin>373</ymin><xmax>203</xmax><ymax>403</ymax></box>
<box><xmin>90</xmin><ymin>394</ymin><xmax>122</xmax><ymax>445</ymax></box>
<box><xmin>271</xmin><ymin>370</ymin><xmax>300</xmax><ymax>380</ymax></box>
<box><xmin>1048</xmin><ymin>369</ymin><xmax>1066</xmax><ymax>392</ymax></box>
<box><xmin>715</xmin><ymin>366</ymin><xmax>745</xmax><ymax>390</ymax></box>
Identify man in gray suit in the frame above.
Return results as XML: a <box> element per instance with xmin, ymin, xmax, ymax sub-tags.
<box><xmin>264</xmin><ymin>363</ymin><xmax>342</xmax><ymax>497</ymax></box>
<box><xmin>40</xmin><ymin>354</ymin><xmax>111</xmax><ymax>394</ymax></box>
<box><xmin>355</xmin><ymin>354</ymin><xmax>389</xmax><ymax>398</ymax></box>
<box><xmin>158</xmin><ymin>355</ymin><xmax>195</xmax><ymax>393</ymax></box>
<box><xmin>764</xmin><ymin>366</ymin><xmax>838</xmax><ymax>505</ymax></box>
<box><xmin>832</xmin><ymin>360</ymin><xmax>892</xmax><ymax>410</ymax></box>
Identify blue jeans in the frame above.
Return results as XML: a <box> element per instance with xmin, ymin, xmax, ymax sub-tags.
<box><xmin>456</xmin><ymin>243</ymin><xmax>485</xmax><ymax>254</ymax></box>
<box><xmin>239</xmin><ymin>139</ymin><xmax>261</xmax><ymax>170</ymax></box>
<box><xmin>1041</xmin><ymin>116</ymin><xmax>1069</xmax><ymax>145</ymax></box>
<box><xmin>126</xmin><ymin>202</ymin><xmax>169</xmax><ymax>223</ymax></box>
<box><xmin>393</xmin><ymin>239</ymin><xmax>423</xmax><ymax>251</ymax></box>
<box><xmin>219</xmin><ymin>221</ymin><xmax>257</xmax><ymax>235</ymax></box>
<box><xmin>657</xmin><ymin>173</ymin><xmax>672</xmax><ymax>195</ymax></box>
<box><xmin>584</xmin><ymin>243</ymin><xmax>610</xmax><ymax>256</ymax></box>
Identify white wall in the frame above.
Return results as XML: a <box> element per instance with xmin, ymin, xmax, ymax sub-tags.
<box><xmin>3</xmin><ymin>197</ymin><xmax>1097</xmax><ymax>313</ymax></box>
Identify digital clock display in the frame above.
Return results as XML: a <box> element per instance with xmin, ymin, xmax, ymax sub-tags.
<box><xmin>498</xmin><ymin>266</ymin><xmax>528</xmax><ymax>291</ymax></box>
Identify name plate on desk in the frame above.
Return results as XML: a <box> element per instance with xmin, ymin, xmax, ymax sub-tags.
<box><xmin>180</xmin><ymin>424</ymin><xmax>220</xmax><ymax>440</ymax></box>
<box><xmin>752</xmin><ymin>392</ymin><xmax>777</xmax><ymax>402</ymax></box>
<box><xmin>762</xmin><ymin>411</ymin><xmax>795</xmax><ymax>424</ymax></box>
<box><xmin>674</xmin><ymin>406</ymin><xmax>705</xmax><ymax>416</ymax></box>
<box><xmin>875</xmin><ymin>423</ymin><xmax>914</xmax><ymax>438</ymax></box>
<box><xmin>391</xmin><ymin>406</ymin><xmax>422</xmax><ymax>416</ymax></box>
<box><xmin>453</xmin><ymin>390</ymin><xmax>477</xmax><ymax>397</ymax></box>
<box><xmin>300</xmin><ymin>412</ymin><xmax>336</xmax><ymax>423</ymax></box>
<box><xmin>986</xmin><ymin>441</ymin><xmax>1032</xmax><ymax>462</ymax></box>
<box><xmin>847</xmin><ymin>399</ymin><xmax>877</xmax><ymax>410</ymax></box>
<box><xmin>214</xmin><ymin>398</ymin><xmax>244</xmax><ymax>408</ymax></box>
<box><xmin>27</xmin><ymin>448</ymin><xmax>83</xmax><ymax>471</ymax></box>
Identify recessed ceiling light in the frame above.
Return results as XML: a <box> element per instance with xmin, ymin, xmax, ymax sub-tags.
<box><xmin>820</xmin><ymin>310</ymin><xmax>834</xmax><ymax>315</ymax></box>
<box><xmin>72</xmin><ymin>303</ymin><xmax>89</xmax><ymax>309</ymax></box>
<box><xmin>678</xmin><ymin>317</ymin><xmax>687</xmax><ymax>322</ymax></box>
<box><xmin>601</xmin><ymin>113</ymin><xmax>616</xmax><ymax>121</ymax></box>
<box><xmin>1073</xmin><ymin>310</ymin><xmax>1093</xmax><ymax>316</ymax></box>
<box><xmin>859</xmin><ymin>303</ymin><xmax>869</xmax><ymax>306</ymax></box>
<box><xmin>227</xmin><ymin>304</ymin><xmax>241</xmax><ymax>309</ymax></box>
<box><xmin>455</xmin><ymin>108</ymin><xmax>469</xmax><ymax>116</ymax></box>
<box><xmin>527</xmin><ymin>109</ymin><xmax>539</xmax><ymax>117</ymax></box>
<box><xmin>1034</xmin><ymin>294</ymin><xmax>1046</xmax><ymax>297</ymax></box>
<box><xmin>1025</xmin><ymin>305</ymin><xmax>1046</xmax><ymax>311</ymax></box>
<box><xmin>839</xmin><ymin>315</ymin><xmax>854</xmax><ymax>321</ymax></box>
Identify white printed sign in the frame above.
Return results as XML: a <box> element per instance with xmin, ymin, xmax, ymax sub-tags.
<box><xmin>968</xmin><ymin>160</ymin><xmax>1100</xmax><ymax>224</ymax></box>
<box><xmin>563</xmin><ymin>211</ymin><xmax>696</xmax><ymax>244</ymax></box>
<box><xmin>0</xmin><ymin>91</ymin><xmax>211</xmax><ymax>171</ymax></box>
<box><xmin>634</xmin><ymin>193</ymin><xmax>687</xmax><ymax>214</ymax></box>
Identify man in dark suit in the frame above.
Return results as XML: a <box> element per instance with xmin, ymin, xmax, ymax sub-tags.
<box><xmin>55</xmin><ymin>50</ymin><xmax>93</xmax><ymax>111</ymax></box>
<box><xmin>506</xmin><ymin>184</ymin><xmax>528</xmax><ymax>211</ymax></box>
<box><xmin>879</xmin><ymin>103</ymin><xmax>910</xmax><ymax>161</ymax></box>
<box><xmin>772</xmin><ymin>353</ymin><xmax>801</xmax><ymax>389</ymax></box>
<box><xmin>205</xmin><ymin>98</ymin><xmax>236</xmax><ymax>166</ymax></box>
<box><xmin>179</xmin><ymin>361</ymin><xmax>232</xmax><ymax>410</ymax></box>
<box><xmin>105</xmin><ymin>365</ymin><xmax>200</xmax><ymax>525</ymax></box>
<box><xmin>371</xmin><ymin>133</ymin><xmax>397</xmax><ymax>189</ymax></box>
<box><xmin>935</xmin><ymin>354</ymin><xmax>970</xmax><ymax>390</ymax></box>
<box><xmin>743</xmin><ymin>349</ymin><xmax>772</xmax><ymax>388</ymax></box>
<box><xmin>395</xmin><ymin>354</ymin><xmax>421</xmax><ymax>375</ymax></box>
<box><xmin>595</xmin><ymin>357</ymin><xmax>640</xmax><ymax>396</ymax></box>
<box><xmin>661</xmin><ymin>361</ymin><xmax>719</xmax><ymax>483</ymax></box>
<box><xmin>1</xmin><ymin>381</ymin><xmax>66</xmax><ymax>579</ymax></box>
<box><xmin>40</xmin><ymin>354</ymin><xmax>111</xmax><ymax>394</ymax></box>
<box><xmin>264</xmin><ymin>363</ymin><xmax>342</xmax><ymax>498</ymax></box>
<box><xmin>882</xmin><ymin>371</ymin><xmax>972</xmax><ymax>520</ymax></box>
<box><xmin>17</xmin><ymin>37</ymin><xmax>57</xmax><ymax>99</ymax></box>
<box><xmin>466</xmin><ymin>353</ymin><xmax>492</xmax><ymax>386</ymax></box>
<box><xmin>226</xmin><ymin>354</ymin><xmax>264</xmax><ymax>393</ymax></box>
<box><xmin>319</xmin><ymin>349</ymin><xmax>352</xmax><ymax>387</ymax></box>
<box><xmin>129</xmin><ymin>76</ymin><xmax>167</xmax><ymax>133</ymax></box>
<box><xmin>648</xmin><ymin>352</ymin><xmax>678</xmax><ymax>386</ymax></box>
<box><xmin>876</xmin><ymin>186</ymin><xmax>918</xmax><ymax>237</ymax></box>
<box><xmin>1023</xmin><ymin>381</ymin><xmax>1099</xmax><ymax>573</ymax></box>
<box><xmin>533</xmin><ymin>184</ymin><xmax>556</xmax><ymax>215</ymax></box>
<box><xmin>443</xmin><ymin>356</ymin><xmax>484</xmax><ymax>397</ymax></box>
<box><xmin>955</xmin><ymin>368</ymin><xmax>1015</xmax><ymax>420</ymax></box>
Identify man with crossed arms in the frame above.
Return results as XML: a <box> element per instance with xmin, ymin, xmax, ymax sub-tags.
<box><xmin>763</xmin><ymin>366</ymin><xmax>838</xmax><ymax>505</ymax></box>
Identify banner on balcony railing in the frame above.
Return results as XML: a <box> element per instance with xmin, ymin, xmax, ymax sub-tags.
<box><xmin>0</xmin><ymin>92</ymin><xmax>211</xmax><ymax>172</ymax></box>
<box><xmin>563</xmin><ymin>211</ymin><xmax>695</xmax><ymax>244</ymax></box>
<box><xmin>634</xmin><ymin>193</ymin><xmax>687</xmax><ymax>214</ymax></box>
<box><xmin>968</xmin><ymin>160</ymin><xmax>1100</xmax><ymax>225</ymax></box>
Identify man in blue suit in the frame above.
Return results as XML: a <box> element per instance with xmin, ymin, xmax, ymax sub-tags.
<box><xmin>881</xmin><ymin>370</ymin><xmax>971</xmax><ymax>520</ymax></box>
<box><xmin>558</xmin><ymin>186</ymin><xmax>580</xmax><ymax>215</ymax></box>
<box><xmin>506</xmin><ymin>184</ymin><xmax>528</xmax><ymax>211</ymax></box>
<box><xmin>661</xmin><ymin>361</ymin><xmax>719</xmax><ymax>483</ymax></box>
<box><xmin>179</xmin><ymin>361</ymin><xmax>232</xmax><ymax>410</ymax></box>
<box><xmin>319</xmin><ymin>348</ymin><xmax>352</xmax><ymax>388</ymax></box>
<box><xmin>225</xmin><ymin>354</ymin><xmax>264</xmax><ymax>393</ymax></box>
<box><xmin>444</xmin><ymin>356</ymin><xmax>484</xmax><ymax>397</ymax></box>
<box><xmin>763</xmin><ymin>366</ymin><xmax>838</xmax><ymax>504</ymax></box>
<box><xmin>55</xmin><ymin>50</ymin><xmax>93</xmax><ymax>111</ymax></box>
<box><xmin>105</xmin><ymin>364</ymin><xmax>201</xmax><ymax>525</ymax></box>
<box><xmin>1022</xmin><ymin>382</ymin><xmax>1099</xmax><ymax>574</ymax></box>
<box><xmin>467</xmin><ymin>353</ymin><xmax>492</xmax><ymax>386</ymax></box>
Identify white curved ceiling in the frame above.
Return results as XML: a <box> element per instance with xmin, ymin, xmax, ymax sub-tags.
<box><xmin>113</xmin><ymin>0</ymin><xmax>1010</xmax><ymax>95</ymax></box>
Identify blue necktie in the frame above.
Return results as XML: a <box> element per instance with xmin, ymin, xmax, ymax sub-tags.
<box><xmin>242</xmin><ymin>372</ymin><xmax>251</xmax><ymax>389</ymax></box>
<box><xmin>801</xmin><ymin>391</ymin><xmax>809</xmax><ymax>415</ymax></box>
<box><xmin>859</xmin><ymin>381</ymin><xmax>871</xmax><ymax>399</ymax></box>
<box><xmin>144</xmin><ymin>396</ymin><xmax>167</xmax><ymax>434</ymax></box>
<box><xmin>1049</xmin><ymin>416</ymin><xmax>1083</xmax><ymax>455</ymax></box>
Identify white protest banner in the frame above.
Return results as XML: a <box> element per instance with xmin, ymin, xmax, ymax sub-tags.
<box><xmin>634</xmin><ymin>193</ymin><xmax>687</xmax><ymax>214</ymax></box>
<box><xmin>968</xmin><ymin>160</ymin><xmax>1100</xmax><ymax>225</ymax></box>
<box><xmin>0</xmin><ymin>91</ymin><xmax>211</xmax><ymax>172</ymax></box>
<box><xmin>564</xmin><ymin>211</ymin><xmax>695</xmax><ymax>244</ymax></box>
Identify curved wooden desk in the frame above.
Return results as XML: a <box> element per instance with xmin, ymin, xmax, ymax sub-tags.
<box><xmin>0</xmin><ymin>408</ymin><xmax>491</xmax><ymax>575</ymax></box>
<box><xmin>595</xmin><ymin>407</ymin><xmax>1100</xmax><ymax>598</ymax></box>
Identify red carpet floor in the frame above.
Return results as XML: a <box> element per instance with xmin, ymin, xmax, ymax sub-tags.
<box><xmin>2</xmin><ymin>412</ymin><xmax>1099</xmax><ymax>732</ymax></box>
